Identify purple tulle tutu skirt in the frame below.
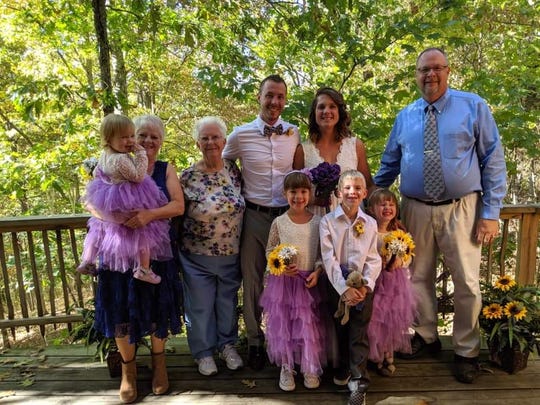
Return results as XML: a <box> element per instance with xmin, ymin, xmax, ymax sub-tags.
<box><xmin>260</xmin><ymin>271</ymin><xmax>328</xmax><ymax>376</ymax></box>
<box><xmin>368</xmin><ymin>267</ymin><xmax>417</xmax><ymax>362</ymax></box>
<box><xmin>81</xmin><ymin>170</ymin><xmax>172</xmax><ymax>271</ymax></box>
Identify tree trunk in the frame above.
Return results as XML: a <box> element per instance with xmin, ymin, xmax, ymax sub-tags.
<box><xmin>91</xmin><ymin>0</ymin><xmax>114</xmax><ymax>115</ymax></box>
<box><xmin>111</xmin><ymin>42</ymin><xmax>128</xmax><ymax>114</ymax></box>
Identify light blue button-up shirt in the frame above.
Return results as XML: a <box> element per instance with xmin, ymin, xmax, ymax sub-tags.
<box><xmin>374</xmin><ymin>89</ymin><xmax>507</xmax><ymax>220</ymax></box>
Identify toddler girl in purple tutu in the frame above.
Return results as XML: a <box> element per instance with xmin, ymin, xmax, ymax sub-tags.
<box><xmin>77</xmin><ymin>114</ymin><xmax>171</xmax><ymax>284</ymax></box>
<box><xmin>366</xmin><ymin>188</ymin><xmax>417</xmax><ymax>376</ymax></box>
<box><xmin>260</xmin><ymin>171</ymin><xmax>327</xmax><ymax>392</ymax></box>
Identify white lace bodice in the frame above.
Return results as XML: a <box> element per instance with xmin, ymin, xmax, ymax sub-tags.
<box><xmin>266</xmin><ymin>213</ymin><xmax>322</xmax><ymax>271</ymax></box>
<box><xmin>303</xmin><ymin>136</ymin><xmax>358</xmax><ymax>170</ymax></box>
<box><xmin>303</xmin><ymin>137</ymin><xmax>358</xmax><ymax>215</ymax></box>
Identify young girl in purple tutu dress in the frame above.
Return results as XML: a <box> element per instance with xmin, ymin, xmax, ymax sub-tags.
<box><xmin>367</xmin><ymin>188</ymin><xmax>417</xmax><ymax>376</ymax></box>
<box><xmin>260</xmin><ymin>171</ymin><xmax>328</xmax><ymax>392</ymax></box>
<box><xmin>77</xmin><ymin>114</ymin><xmax>171</xmax><ymax>284</ymax></box>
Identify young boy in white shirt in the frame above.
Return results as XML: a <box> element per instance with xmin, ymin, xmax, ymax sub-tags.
<box><xmin>320</xmin><ymin>169</ymin><xmax>381</xmax><ymax>405</ymax></box>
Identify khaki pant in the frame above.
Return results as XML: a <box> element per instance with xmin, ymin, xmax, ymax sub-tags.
<box><xmin>401</xmin><ymin>192</ymin><xmax>482</xmax><ymax>357</ymax></box>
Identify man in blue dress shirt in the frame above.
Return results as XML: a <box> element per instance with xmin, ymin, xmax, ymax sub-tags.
<box><xmin>374</xmin><ymin>47</ymin><xmax>507</xmax><ymax>384</ymax></box>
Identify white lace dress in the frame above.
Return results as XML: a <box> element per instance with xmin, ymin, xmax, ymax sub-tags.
<box><xmin>303</xmin><ymin>137</ymin><xmax>358</xmax><ymax>216</ymax></box>
<box><xmin>260</xmin><ymin>213</ymin><xmax>329</xmax><ymax>375</ymax></box>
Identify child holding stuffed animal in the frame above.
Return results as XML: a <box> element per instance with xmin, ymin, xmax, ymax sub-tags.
<box><xmin>366</xmin><ymin>188</ymin><xmax>417</xmax><ymax>376</ymax></box>
<box><xmin>260</xmin><ymin>171</ymin><xmax>330</xmax><ymax>392</ymax></box>
<box><xmin>320</xmin><ymin>169</ymin><xmax>381</xmax><ymax>405</ymax></box>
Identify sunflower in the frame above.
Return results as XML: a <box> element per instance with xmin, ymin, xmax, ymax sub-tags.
<box><xmin>267</xmin><ymin>250</ymin><xmax>286</xmax><ymax>275</ymax></box>
<box><xmin>504</xmin><ymin>301</ymin><xmax>528</xmax><ymax>321</ymax></box>
<box><xmin>380</xmin><ymin>229</ymin><xmax>416</xmax><ymax>266</ymax></box>
<box><xmin>494</xmin><ymin>275</ymin><xmax>516</xmax><ymax>291</ymax></box>
<box><xmin>482</xmin><ymin>303</ymin><xmax>503</xmax><ymax>319</ymax></box>
<box><xmin>267</xmin><ymin>244</ymin><xmax>298</xmax><ymax>276</ymax></box>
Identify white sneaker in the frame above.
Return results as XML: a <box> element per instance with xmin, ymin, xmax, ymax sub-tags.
<box><xmin>195</xmin><ymin>356</ymin><xmax>217</xmax><ymax>376</ymax></box>
<box><xmin>219</xmin><ymin>344</ymin><xmax>243</xmax><ymax>370</ymax></box>
<box><xmin>279</xmin><ymin>365</ymin><xmax>296</xmax><ymax>391</ymax></box>
<box><xmin>303</xmin><ymin>373</ymin><xmax>320</xmax><ymax>389</ymax></box>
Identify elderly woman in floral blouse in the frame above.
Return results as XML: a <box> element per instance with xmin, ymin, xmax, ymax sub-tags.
<box><xmin>179</xmin><ymin>116</ymin><xmax>246</xmax><ymax>376</ymax></box>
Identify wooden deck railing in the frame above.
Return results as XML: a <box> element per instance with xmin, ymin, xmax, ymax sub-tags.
<box><xmin>0</xmin><ymin>214</ymin><xmax>93</xmax><ymax>347</ymax></box>
<box><xmin>0</xmin><ymin>204</ymin><xmax>539</xmax><ymax>347</ymax></box>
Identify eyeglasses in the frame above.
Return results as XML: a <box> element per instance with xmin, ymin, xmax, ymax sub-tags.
<box><xmin>417</xmin><ymin>65</ymin><xmax>448</xmax><ymax>75</ymax></box>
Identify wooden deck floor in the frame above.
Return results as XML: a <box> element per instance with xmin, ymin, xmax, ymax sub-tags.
<box><xmin>0</xmin><ymin>336</ymin><xmax>539</xmax><ymax>404</ymax></box>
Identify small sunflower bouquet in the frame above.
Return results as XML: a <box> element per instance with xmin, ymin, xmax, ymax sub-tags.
<box><xmin>267</xmin><ymin>244</ymin><xmax>299</xmax><ymax>276</ymax></box>
<box><xmin>380</xmin><ymin>229</ymin><xmax>415</xmax><ymax>270</ymax></box>
<box><xmin>479</xmin><ymin>275</ymin><xmax>540</xmax><ymax>364</ymax></box>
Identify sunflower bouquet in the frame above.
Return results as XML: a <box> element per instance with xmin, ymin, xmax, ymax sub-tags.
<box><xmin>267</xmin><ymin>244</ymin><xmax>298</xmax><ymax>276</ymax></box>
<box><xmin>479</xmin><ymin>275</ymin><xmax>540</xmax><ymax>356</ymax></box>
<box><xmin>380</xmin><ymin>229</ymin><xmax>415</xmax><ymax>269</ymax></box>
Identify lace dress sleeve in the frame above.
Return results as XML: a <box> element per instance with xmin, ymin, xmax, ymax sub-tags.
<box><xmin>110</xmin><ymin>150</ymin><xmax>148</xmax><ymax>183</ymax></box>
<box><xmin>265</xmin><ymin>219</ymin><xmax>281</xmax><ymax>258</ymax></box>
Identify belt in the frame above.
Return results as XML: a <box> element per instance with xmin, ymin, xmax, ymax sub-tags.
<box><xmin>409</xmin><ymin>196</ymin><xmax>460</xmax><ymax>206</ymax></box>
<box><xmin>245</xmin><ymin>200</ymin><xmax>288</xmax><ymax>217</ymax></box>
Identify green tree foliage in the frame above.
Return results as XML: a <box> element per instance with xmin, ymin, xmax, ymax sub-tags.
<box><xmin>0</xmin><ymin>0</ymin><xmax>538</xmax><ymax>216</ymax></box>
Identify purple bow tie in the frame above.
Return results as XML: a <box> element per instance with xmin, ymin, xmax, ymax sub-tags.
<box><xmin>263</xmin><ymin>124</ymin><xmax>283</xmax><ymax>137</ymax></box>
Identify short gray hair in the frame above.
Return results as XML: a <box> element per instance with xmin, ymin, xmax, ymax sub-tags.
<box><xmin>192</xmin><ymin>116</ymin><xmax>227</xmax><ymax>141</ymax></box>
<box><xmin>133</xmin><ymin>114</ymin><xmax>166</xmax><ymax>140</ymax></box>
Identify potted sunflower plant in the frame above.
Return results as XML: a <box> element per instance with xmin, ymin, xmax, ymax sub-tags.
<box><xmin>479</xmin><ymin>275</ymin><xmax>540</xmax><ymax>374</ymax></box>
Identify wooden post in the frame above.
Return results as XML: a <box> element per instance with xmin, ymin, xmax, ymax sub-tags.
<box><xmin>517</xmin><ymin>207</ymin><xmax>540</xmax><ymax>285</ymax></box>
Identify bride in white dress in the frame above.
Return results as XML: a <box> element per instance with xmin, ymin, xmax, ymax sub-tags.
<box><xmin>293</xmin><ymin>87</ymin><xmax>374</xmax><ymax>216</ymax></box>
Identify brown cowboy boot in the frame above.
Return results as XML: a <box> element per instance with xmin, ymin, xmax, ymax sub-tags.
<box><xmin>151</xmin><ymin>351</ymin><xmax>169</xmax><ymax>395</ymax></box>
<box><xmin>119</xmin><ymin>357</ymin><xmax>137</xmax><ymax>403</ymax></box>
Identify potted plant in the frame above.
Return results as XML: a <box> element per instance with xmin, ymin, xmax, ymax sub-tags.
<box><xmin>479</xmin><ymin>275</ymin><xmax>540</xmax><ymax>373</ymax></box>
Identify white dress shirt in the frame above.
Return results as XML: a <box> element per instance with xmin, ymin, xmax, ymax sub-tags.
<box><xmin>320</xmin><ymin>205</ymin><xmax>381</xmax><ymax>295</ymax></box>
<box><xmin>223</xmin><ymin>116</ymin><xmax>300</xmax><ymax>207</ymax></box>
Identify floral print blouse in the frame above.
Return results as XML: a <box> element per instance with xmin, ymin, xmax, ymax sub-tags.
<box><xmin>181</xmin><ymin>159</ymin><xmax>245</xmax><ymax>256</ymax></box>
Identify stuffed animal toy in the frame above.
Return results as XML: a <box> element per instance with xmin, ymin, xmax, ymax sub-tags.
<box><xmin>334</xmin><ymin>271</ymin><xmax>367</xmax><ymax>325</ymax></box>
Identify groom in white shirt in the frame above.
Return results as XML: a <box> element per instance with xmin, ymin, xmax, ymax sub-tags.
<box><xmin>223</xmin><ymin>74</ymin><xmax>300</xmax><ymax>370</ymax></box>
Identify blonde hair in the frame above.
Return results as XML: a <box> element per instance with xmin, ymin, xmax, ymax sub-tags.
<box><xmin>338</xmin><ymin>169</ymin><xmax>366</xmax><ymax>189</ymax></box>
<box><xmin>192</xmin><ymin>116</ymin><xmax>227</xmax><ymax>141</ymax></box>
<box><xmin>100</xmin><ymin>114</ymin><xmax>134</xmax><ymax>147</ymax></box>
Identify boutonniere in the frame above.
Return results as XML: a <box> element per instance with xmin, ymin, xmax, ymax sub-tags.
<box><xmin>353</xmin><ymin>219</ymin><xmax>365</xmax><ymax>238</ymax></box>
<box><xmin>284</xmin><ymin>127</ymin><xmax>294</xmax><ymax>137</ymax></box>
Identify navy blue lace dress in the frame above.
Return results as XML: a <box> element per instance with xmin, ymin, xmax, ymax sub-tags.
<box><xmin>94</xmin><ymin>161</ymin><xmax>183</xmax><ymax>343</ymax></box>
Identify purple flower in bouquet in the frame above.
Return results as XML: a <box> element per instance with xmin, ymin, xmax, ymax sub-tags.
<box><xmin>309</xmin><ymin>162</ymin><xmax>341</xmax><ymax>207</ymax></box>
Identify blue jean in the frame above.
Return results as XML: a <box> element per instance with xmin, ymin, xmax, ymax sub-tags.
<box><xmin>179</xmin><ymin>252</ymin><xmax>241</xmax><ymax>359</ymax></box>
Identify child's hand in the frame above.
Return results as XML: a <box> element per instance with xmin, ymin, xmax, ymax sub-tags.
<box><xmin>305</xmin><ymin>269</ymin><xmax>319</xmax><ymax>289</ymax></box>
<box><xmin>385</xmin><ymin>255</ymin><xmax>403</xmax><ymax>272</ymax></box>
<box><xmin>283</xmin><ymin>263</ymin><xmax>299</xmax><ymax>277</ymax></box>
<box><xmin>131</xmin><ymin>144</ymin><xmax>145</xmax><ymax>153</ymax></box>
<box><xmin>342</xmin><ymin>287</ymin><xmax>363</xmax><ymax>306</ymax></box>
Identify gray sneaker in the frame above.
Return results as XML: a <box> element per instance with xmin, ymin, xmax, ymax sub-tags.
<box><xmin>195</xmin><ymin>356</ymin><xmax>218</xmax><ymax>376</ymax></box>
<box><xmin>279</xmin><ymin>365</ymin><xmax>296</xmax><ymax>391</ymax></box>
<box><xmin>219</xmin><ymin>344</ymin><xmax>243</xmax><ymax>370</ymax></box>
